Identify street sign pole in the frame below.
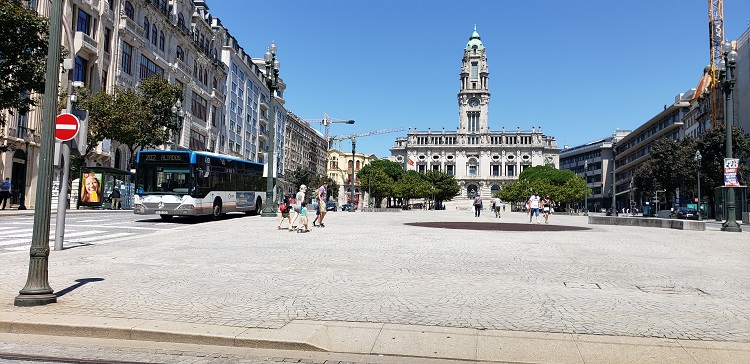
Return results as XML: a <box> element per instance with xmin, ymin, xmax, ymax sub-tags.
<box><xmin>53</xmin><ymin>113</ymin><xmax>80</xmax><ymax>251</ymax></box>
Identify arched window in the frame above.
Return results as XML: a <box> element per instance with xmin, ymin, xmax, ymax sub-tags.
<box><xmin>176</xmin><ymin>45</ymin><xmax>184</xmax><ymax>61</ymax></box>
<box><xmin>151</xmin><ymin>25</ymin><xmax>158</xmax><ymax>45</ymax></box>
<box><xmin>466</xmin><ymin>184</ymin><xmax>478</xmax><ymax>198</ymax></box>
<box><xmin>348</xmin><ymin>160</ymin><xmax>353</xmax><ymax>170</ymax></box>
<box><xmin>177</xmin><ymin>13</ymin><xmax>185</xmax><ymax>30</ymax></box>
<box><xmin>490</xmin><ymin>184</ymin><xmax>500</xmax><ymax>197</ymax></box>
<box><xmin>355</xmin><ymin>160</ymin><xmax>361</xmax><ymax>170</ymax></box>
<box><xmin>193</xmin><ymin>61</ymin><xmax>198</xmax><ymax>77</ymax></box>
<box><xmin>143</xmin><ymin>17</ymin><xmax>150</xmax><ymax>39</ymax></box>
<box><xmin>159</xmin><ymin>31</ymin><xmax>165</xmax><ymax>51</ymax></box>
<box><xmin>330</xmin><ymin>157</ymin><xmax>338</xmax><ymax>169</ymax></box>
<box><xmin>124</xmin><ymin>1</ymin><xmax>134</xmax><ymax>19</ymax></box>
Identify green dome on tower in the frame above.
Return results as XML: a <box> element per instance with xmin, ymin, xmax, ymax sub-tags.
<box><xmin>465</xmin><ymin>25</ymin><xmax>484</xmax><ymax>51</ymax></box>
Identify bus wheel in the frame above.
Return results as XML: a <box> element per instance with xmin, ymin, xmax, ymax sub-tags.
<box><xmin>212</xmin><ymin>199</ymin><xmax>223</xmax><ymax>220</ymax></box>
<box><xmin>160</xmin><ymin>215</ymin><xmax>173</xmax><ymax>221</ymax></box>
<box><xmin>253</xmin><ymin>197</ymin><xmax>262</xmax><ymax>215</ymax></box>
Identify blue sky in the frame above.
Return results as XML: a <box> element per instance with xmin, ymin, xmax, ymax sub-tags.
<box><xmin>208</xmin><ymin>0</ymin><xmax>750</xmax><ymax>158</ymax></box>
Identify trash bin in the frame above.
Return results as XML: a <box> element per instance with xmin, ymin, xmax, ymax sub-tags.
<box><xmin>642</xmin><ymin>205</ymin><xmax>651</xmax><ymax>217</ymax></box>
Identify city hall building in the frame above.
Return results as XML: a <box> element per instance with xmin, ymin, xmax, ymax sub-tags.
<box><xmin>390</xmin><ymin>28</ymin><xmax>560</xmax><ymax>199</ymax></box>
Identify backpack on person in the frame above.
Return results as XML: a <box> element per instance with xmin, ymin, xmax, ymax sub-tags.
<box><xmin>474</xmin><ymin>196</ymin><xmax>482</xmax><ymax>206</ymax></box>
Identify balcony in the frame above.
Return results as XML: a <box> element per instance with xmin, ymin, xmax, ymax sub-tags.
<box><xmin>118</xmin><ymin>15</ymin><xmax>145</xmax><ymax>45</ymax></box>
<box><xmin>74</xmin><ymin>31</ymin><xmax>99</xmax><ymax>57</ymax></box>
<box><xmin>258</xmin><ymin>114</ymin><xmax>268</xmax><ymax>126</ymax></box>
<box><xmin>259</xmin><ymin>100</ymin><xmax>268</xmax><ymax>110</ymax></box>
<box><xmin>172</xmin><ymin>58</ymin><xmax>191</xmax><ymax>79</ymax></box>
<box><xmin>7</xmin><ymin>126</ymin><xmax>40</xmax><ymax>144</ymax></box>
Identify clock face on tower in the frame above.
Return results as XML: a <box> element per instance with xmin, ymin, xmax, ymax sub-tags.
<box><xmin>469</xmin><ymin>99</ymin><xmax>479</xmax><ymax>107</ymax></box>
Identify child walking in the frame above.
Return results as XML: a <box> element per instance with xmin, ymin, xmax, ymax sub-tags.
<box><xmin>298</xmin><ymin>202</ymin><xmax>311</xmax><ymax>233</ymax></box>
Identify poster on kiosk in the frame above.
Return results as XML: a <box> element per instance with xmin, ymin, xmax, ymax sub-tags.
<box><xmin>79</xmin><ymin>171</ymin><xmax>103</xmax><ymax>207</ymax></box>
<box><xmin>724</xmin><ymin>158</ymin><xmax>740</xmax><ymax>187</ymax></box>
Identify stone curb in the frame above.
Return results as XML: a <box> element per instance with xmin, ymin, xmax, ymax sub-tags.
<box><xmin>2</xmin><ymin>313</ymin><xmax>749</xmax><ymax>363</ymax></box>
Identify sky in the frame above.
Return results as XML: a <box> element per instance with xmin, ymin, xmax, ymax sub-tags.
<box><xmin>207</xmin><ymin>0</ymin><xmax>750</xmax><ymax>158</ymax></box>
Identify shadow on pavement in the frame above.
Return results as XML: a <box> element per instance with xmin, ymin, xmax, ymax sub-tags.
<box><xmin>55</xmin><ymin>278</ymin><xmax>105</xmax><ymax>298</ymax></box>
<box><xmin>406</xmin><ymin>221</ymin><xmax>591</xmax><ymax>231</ymax></box>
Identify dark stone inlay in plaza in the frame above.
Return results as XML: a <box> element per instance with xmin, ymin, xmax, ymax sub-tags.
<box><xmin>564</xmin><ymin>282</ymin><xmax>601</xmax><ymax>289</ymax></box>
<box><xmin>637</xmin><ymin>286</ymin><xmax>708</xmax><ymax>295</ymax></box>
<box><xmin>405</xmin><ymin>221</ymin><xmax>592</xmax><ymax>232</ymax></box>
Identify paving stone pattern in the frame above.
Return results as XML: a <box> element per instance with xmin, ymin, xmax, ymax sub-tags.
<box><xmin>1</xmin><ymin>210</ymin><xmax>748</xmax><ymax>343</ymax></box>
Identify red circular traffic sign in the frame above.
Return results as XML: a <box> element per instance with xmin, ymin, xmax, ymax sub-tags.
<box><xmin>55</xmin><ymin>113</ymin><xmax>80</xmax><ymax>141</ymax></box>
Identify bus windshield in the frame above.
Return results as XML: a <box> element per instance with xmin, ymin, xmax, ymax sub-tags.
<box><xmin>136</xmin><ymin>164</ymin><xmax>192</xmax><ymax>195</ymax></box>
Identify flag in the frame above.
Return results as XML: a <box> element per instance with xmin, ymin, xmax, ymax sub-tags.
<box><xmin>408</xmin><ymin>159</ymin><xmax>414</xmax><ymax>166</ymax></box>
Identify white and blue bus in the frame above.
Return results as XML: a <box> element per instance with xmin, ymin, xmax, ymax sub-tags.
<box><xmin>134</xmin><ymin>149</ymin><xmax>268</xmax><ymax>220</ymax></box>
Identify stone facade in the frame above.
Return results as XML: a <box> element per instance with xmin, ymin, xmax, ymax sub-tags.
<box><xmin>390</xmin><ymin>27</ymin><xmax>559</xmax><ymax>199</ymax></box>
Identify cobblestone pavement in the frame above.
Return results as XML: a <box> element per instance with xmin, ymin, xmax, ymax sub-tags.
<box><xmin>1</xmin><ymin>210</ymin><xmax>748</xmax><ymax>343</ymax></box>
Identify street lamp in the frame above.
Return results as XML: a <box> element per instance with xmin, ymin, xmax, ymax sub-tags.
<box><xmin>719</xmin><ymin>41</ymin><xmax>741</xmax><ymax>232</ymax></box>
<box><xmin>610</xmin><ymin>133</ymin><xmax>617</xmax><ymax>216</ymax></box>
<box><xmin>261</xmin><ymin>41</ymin><xmax>280</xmax><ymax>217</ymax></box>
<box><xmin>170</xmin><ymin>100</ymin><xmax>184</xmax><ymax>149</ymax></box>
<box><xmin>583</xmin><ymin>160</ymin><xmax>588</xmax><ymax>216</ymax></box>
<box><xmin>17</xmin><ymin>127</ymin><xmax>34</xmax><ymax>210</ymax></box>
<box><xmin>694</xmin><ymin>150</ymin><xmax>702</xmax><ymax>221</ymax></box>
<box><xmin>349</xmin><ymin>135</ymin><xmax>357</xmax><ymax>212</ymax></box>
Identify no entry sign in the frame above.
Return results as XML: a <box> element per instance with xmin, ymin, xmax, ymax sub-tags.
<box><xmin>55</xmin><ymin>113</ymin><xmax>80</xmax><ymax>141</ymax></box>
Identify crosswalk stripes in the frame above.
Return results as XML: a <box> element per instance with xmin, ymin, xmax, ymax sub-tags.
<box><xmin>0</xmin><ymin>226</ymin><xmax>137</xmax><ymax>251</ymax></box>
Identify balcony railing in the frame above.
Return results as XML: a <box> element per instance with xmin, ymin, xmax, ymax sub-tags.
<box><xmin>7</xmin><ymin>126</ymin><xmax>39</xmax><ymax>143</ymax></box>
<box><xmin>119</xmin><ymin>15</ymin><xmax>145</xmax><ymax>42</ymax></box>
<box><xmin>74</xmin><ymin>31</ymin><xmax>99</xmax><ymax>56</ymax></box>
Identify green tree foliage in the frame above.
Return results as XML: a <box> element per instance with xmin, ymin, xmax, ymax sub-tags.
<box><xmin>76</xmin><ymin>76</ymin><xmax>182</xmax><ymax>167</ymax></box>
<box><xmin>286</xmin><ymin>167</ymin><xmax>332</xmax><ymax>201</ymax></box>
<box><xmin>394</xmin><ymin>170</ymin><xmax>430</xmax><ymax>206</ymax></box>
<box><xmin>633</xmin><ymin>126</ymin><xmax>750</xmax><ymax>204</ymax></box>
<box><xmin>499</xmin><ymin>165</ymin><xmax>587</xmax><ymax>209</ymax></box>
<box><xmin>423</xmin><ymin>170</ymin><xmax>460</xmax><ymax>208</ymax></box>
<box><xmin>357</xmin><ymin>167</ymin><xmax>394</xmax><ymax>208</ymax></box>
<box><xmin>0</xmin><ymin>0</ymin><xmax>48</xmax><ymax>125</ymax></box>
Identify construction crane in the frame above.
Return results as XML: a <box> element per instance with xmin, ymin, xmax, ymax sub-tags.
<box><xmin>303</xmin><ymin>113</ymin><xmax>355</xmax><ymax>150</ymax></box>
<box><xmin>329</xmin><ymin>127</ymin><xmax>406</xmax><ymax>211</ymax></box>
<box><xmin>708</xmin><ymin>0</ymin><xmax>724</xmax><ymax>128</ymax></box>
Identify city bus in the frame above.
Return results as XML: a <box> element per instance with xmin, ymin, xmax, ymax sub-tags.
<box><xmin>134</xmin><ymin>149</ymin><xmax>267</xmax><ymax>220</ymax></box>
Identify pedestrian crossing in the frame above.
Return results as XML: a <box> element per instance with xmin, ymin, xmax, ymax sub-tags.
<box><xmin>0</xmin><ymin>225</ymin><xmax>139</xmax><ymax>252</ymax></box>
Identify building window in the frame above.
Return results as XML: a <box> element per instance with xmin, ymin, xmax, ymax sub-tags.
<box><xmin>143</xmin><ymin>17</ymin><xmax>150</xmax><ymax>39</ymax></box>
<box><xmin>139</xmin><ymin>55</ymin><xmax>163</xmax><ymax>79</ymax></box>
<box><xmin>471</xmin><ymin>62</ymin><xmax>478</xmax><ymax>80</ymax></box>
<box><xmin>507</xmin><ymin>165</ymin><xmax>515</xmax><ymax>177</ymax></box>
<box><xmin>124</xmin><ymin>1</ymin><xmax>134</xmax><ymax>20</ymax></box>
<box><xmin>491</xmin><ymin>164</ymin><xmax>500</xmax><ymax>176</ymax></box>
<box><xmin>467</xmin><ymin>159</ymin><xmax>478</xmax><ymax>176</ymax></box>
<box><xmin>77</xmin><ymin>9</ymin><xmax>92</xmax><ymax>35</ymax></box>
<box><xmin>418</xmin><ymin>164</ymin><xmax>426</xmax><ymax>174</ymax></box>
<box><xmin>189</xmin><ymin>130</ymin><xmax>207</xmax><ymax>151</ymax></box>
<box><xmin>176</xmin><ymin>45</ymin><xmax>184</xmax><ymax>61</ymax></box>
<box><xmin>159</xmin><ymin>31</ymin><xmax>165</xmax><ymax>51</ymax></box>
<box><xmin>121</xmin><ymin>42</ymin><xmax>132</xmax><ymax>75</ymax></box>
<box><xmin>104</xmin><ymin>27</ymin><xmax>111</xmax><ymax>53</ymax></box>
<box><xmin>74</xmin><ymin>56</ymin><xmax>87</xmax><ymax>83</ymax></box>
<box><xmin>191</xmin><ymin>94</ymin><xmax>208</xmax><ymax>122</ymax></box>
<box><xmin>151</xmin><ymin>25</ymin><xmax>158</xmax><ymax>45</ymax></box>
<box><xmin>446</xmin><ymin>164</ymin><xmax>454</xmax><ymax>176</ymax></box>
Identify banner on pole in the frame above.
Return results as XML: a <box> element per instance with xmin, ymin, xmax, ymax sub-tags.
<box><xmin>724</xmin><ymin>158</ymin><xmax>740</xmax><ymax>187</ymax></box>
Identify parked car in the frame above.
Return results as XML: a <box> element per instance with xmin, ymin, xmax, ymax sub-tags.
<box><xmin>341</xmin><ymin>203</ymin><xmax>353</xmax><ymax>211</ymax></box>
<box><xmin>674</xmin><ymin>207</ymin><xmax>699</xmax><ymax>220</ymax></box>
<box><xmin>326</xmin><ymin>202</ymin><xmax>337</xmax><ymax>211</ymax></box>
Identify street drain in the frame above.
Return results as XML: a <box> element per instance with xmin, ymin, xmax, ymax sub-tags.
<box><xmin>564</xmin><ymin>282</ymin><xmax>601</xmax><ymax>289</ymax></box>
<box><xmin>636</xmin><ymin>286</ymin><xmax>708</xmax><ymax>295</ymax></box>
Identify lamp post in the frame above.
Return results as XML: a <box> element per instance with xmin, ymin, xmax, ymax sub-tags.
<box><xmin>610</xmin><ymin>133</ymin><xmax>617</xmax><ymax>216</ymax></box>
<box><xmin>694</xmin><ymin>150</ymin><xmax>702</xmax><ymax>220</ymax></box>
<box><xmin>350</xmin><ymin>135</ymin><xmax>356</xmax><ymax>212</ymax></box>
<box><xmin>170</xmin><ymin>100</ymin><xmax>184</xmax><ymax>149</ymax></box>
<box><xmin>719</xmin><ymin>41</ymin><xmax>741</xmax><ymax>232</ymax></box>
<box><xmin>261</xmin><ymin>41</ymin><xmax>280</xmax><ymax>217</ymax></box>
<box><xmin>17</xmin><ymin>128</ymin><xmax>33</xmax><ymax>210</ymax></box>
<box><xmin>583</xmin><ymin>160</ymin><xmax>588</xmax><ymax>216</ymax></box>
<box><xmin>321</xmin><ymin>114</ymin><xmax>355</xmax><ymax>150</ymax></box>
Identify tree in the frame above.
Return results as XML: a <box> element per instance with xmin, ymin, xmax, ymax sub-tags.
<box><xmin>423</xmin><ymin>170</ymin><xmax>459</xmax><ymax>209</ymax></box>
<box><xmin>357</xmin><ymin>168</ymin><xmax>394</xmax><ymax>208</ymax></box>
<box><xmin>0</xmin><ymin>0</ymin><xmax>48</xmax><ymax>127</ymax></box>
<box><xmin>77</xmin><ymin>76</ymin><xmax>182</xmax><ymax>167</ymax></box>
<box><xmin>394</xmin><ymin>170</ymin><xmax>429</xmax><ymax>207</ymax></box>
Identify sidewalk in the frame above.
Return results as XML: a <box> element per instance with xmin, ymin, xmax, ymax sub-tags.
<box><xmin>1</xmin><ymin>209</ymin><xmax>748</xmax><ymax>363</ymax></box>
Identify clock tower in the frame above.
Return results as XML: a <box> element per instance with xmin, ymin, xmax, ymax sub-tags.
<box><xmin>458</xmin><ymin>26</ymin><xmax>490</xmax><ymax>134</ymax></box>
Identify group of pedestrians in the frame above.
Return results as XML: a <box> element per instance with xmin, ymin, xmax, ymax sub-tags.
<box><xmin>526</xmin><ymin>191</ymin><xmax>554</xmax><ymax>224</ymax></box>
<box><xmin>472</xmin><ymin>195</ymin><xmax>505</xmax><ymax>218</ymax></box>
<box><xmin>276</xmin><ymin>181</ymin><xmax>329</xmax><ymax>233</ymax></box>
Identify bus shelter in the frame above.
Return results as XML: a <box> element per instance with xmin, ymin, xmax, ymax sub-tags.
<box><xmin>75</xmin><ymin>167</ymin><xmax>134</xmax><ymax>209</ymax></box>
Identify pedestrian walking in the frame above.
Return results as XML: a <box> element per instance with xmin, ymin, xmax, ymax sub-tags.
<box><xmin>316</xmin><ymin>181</ymin><xmax>328</xmax><ymax>227</ymax></box>
<box><xmin>528</xmin><ymin>191</ymin><xmax>541</xmax><ymax>224</ymax></box>
<box><xmin>542</xmin><ymin>194</ymin><xmax>552</xmax><ymax>224</ymax></box>
<box><xmin>109</xmin><ymin>189</ymin><xmax>121</xmax><ymax>210</ymax></box>
<box><xmin>493</xmin><ymin>197</ymin><xmax>502</xmax><ymax>218</ymax></box>
<box><xmin>0</xmin><ymin>177</ymin><xmax>11</xmax><ymax>210</ymax></box>
<box><xmin>277</xmin><ymin>195</ymin><xmax>293</xmax><ymax>230</ymax></box>
<box><xmin>289</xmin><ymin>185</ymin><xmax>307</xmax><ymax>231</ymax></box>
<box><xmin>298</xmin><ymin>201</ymin><xmax>311</xmax><ymax>233</ymax></box>
<box><xmin>473</xmin><ymin>194</ymin><xmax>483</xmax><ymax>217</ymax></box>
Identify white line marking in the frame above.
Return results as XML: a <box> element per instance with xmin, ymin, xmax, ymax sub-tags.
<box><xmin>55</xmin><ymin>124</ymin><xmax>77</xmax><ymax>130</ymax></box>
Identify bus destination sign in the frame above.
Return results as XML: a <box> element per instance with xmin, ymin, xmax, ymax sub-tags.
<box><xmin>141</xmin><ymin>152</ymin><xmax>190</xmax><ymax>164</ymax></box>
